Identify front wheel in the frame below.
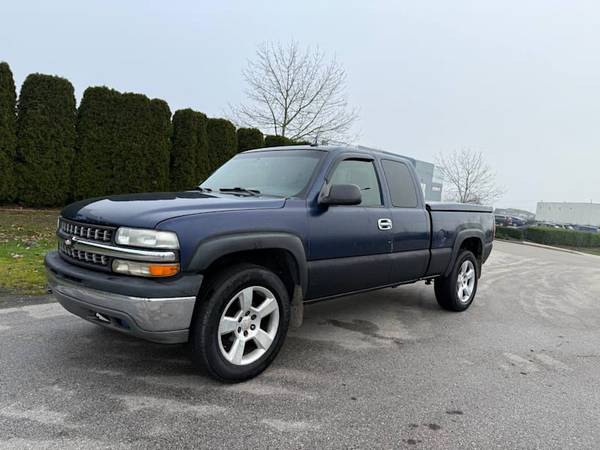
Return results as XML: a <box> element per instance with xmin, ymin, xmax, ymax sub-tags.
<box><xmin>190</xmin><ymin>263</ymin><xmax>290</xmax><ymax>382</ymax></box>
<box><xmin>434</xmin><ymin>250</ymin><xmax>478</xmax><ymax>312</ymax></box>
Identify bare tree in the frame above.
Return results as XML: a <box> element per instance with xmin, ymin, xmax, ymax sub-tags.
<box><xmin>436</xmin><ymin>149</ymin><xmax>504</xmax><ymax>205</ymax></box>
<box><xmin>231</xmin><ymin>41</ymin><xmax>358</xmax><ymax>142</ymax></box>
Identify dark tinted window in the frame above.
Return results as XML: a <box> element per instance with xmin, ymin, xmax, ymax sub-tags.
<box><xmin>330</xmin><ymin>159</ymin><xmax>382</xmax><ymax>207</ymax></box>
<box><xmin>382</xmin><ymin>160</ymin><xmax>418</xmax><ymax>208</ymax></box>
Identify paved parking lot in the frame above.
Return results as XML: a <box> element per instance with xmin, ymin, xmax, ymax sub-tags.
<box><xmin>1</xmin><ymin>241</ymin><xmax>600</xmax><ymax>449</ymax></box>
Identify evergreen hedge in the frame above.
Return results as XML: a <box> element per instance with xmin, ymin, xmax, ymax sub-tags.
<box><xmin>264</xmin><ymin>135</ymin><xmax>310</xmax><ymax>148</ymax></box>
<box><xmin>73</xmin><ymin>87</ymin><xmax>121</xmax><ymax>199</ymax></box>
<box><xmin>0</xmin><ymin>62</ymin><xmax>17</xmax><ymax>202</ymax></box>
<box><xmin>146</xmin><ymin>98</ymin><xmax>172</xmax><ymax>191</ymax></box>
<box><xmin>495</xmin><ymin>226</ymin><xmax>600</xmax><ymax>248</ymax></box>
<box><xmin>74</xmin><ymin>88</ymin><xmax>171</xmax><ymax>199</ymax></box>
<box><xmin>170</xmin><ymin>109</ymin><xmax>209</xmax><ymax>191</ymax></box>
<box><xmin>207</xmin><ymin>118</ymin><xmax>237</xmax><ymax>177</ymax></box>
<box><xmin>495</xmin><ymin>227</ymin><xmax>524</xmax><ymax>240</ymax></box>
<box><xmin>264</xmin><ymin>135</ymin><xmax>294</xmax><ymax>147</ymax></box>
<box><xmin>15</xmin><ymin>74</ymin><xmax>76</xmax><ymax>206</ymax></box>
<box><xmin>525</xmin><ymin>227</ymin><xmax>600</xmax><ymax>248</ymax></box>
<box><xmin>112</xmin><ymin>93</ymin><xmax>171</xmax><ymax>194</ymax></box>
<box><xmin>236</xmin><ymin>127</ymin><xmax>264</xmax><ymax>152</ymax></box>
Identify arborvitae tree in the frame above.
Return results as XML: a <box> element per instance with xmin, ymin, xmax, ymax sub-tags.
<box><xmin>0</xmin><ymin>62</ymin><xmax>17</xmax><ymax>202</ymax></box>
<box><xmin>111</xmin><ymin>93</ymin><xmax>150</xmax><ymax>194</ymax></box>
<box><xmin>16</xmin><ymin>74</ymin><xmax>76</xmax><ymax>206</ymax></box>
<box><xmin>73</xmin><ymin>87</ymin><xmax>122</xmax><ymax>199</ymax></box>
<box><xmin>111</xmin><ymin>93</ymin><xmax>171</xmax><ymax>194</ymax></box>
<box><xmin>236</xmin><ymin>127</ymin><xmax>264</xmax><ymax>152</ymax></box>
<box><xmin>170</xmin><ymin>108</ymin><xmax>209</xmax><ymax>190</ymax></box>
<box><xmin>74</xmin><ymin>88</ymin><xmax>172</xmax><ymax>199</ymax></box>
<box><xmin>264</xmin><ymin>135</ymin><xmax>295</xmax><ymax>147</ymax></box>
<box><xmin>206</xmin><ymin>118</ymin><xmax>237</xmax><ymax>175</ymax></box>
<box><xmin>147</xmin><ymin>98</ymin><xmax>172</xmax><ymax>191</ymax></box>
<box><xmin>263</xmin><ymin>135</ymin><xmax>311</xmax><ymax>147</ymax></box>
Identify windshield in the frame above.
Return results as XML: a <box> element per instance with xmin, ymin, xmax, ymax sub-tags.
<box><xmin>201</xmin><ymin>150</ymin><xmax>324</xmax><ymax>197</ymax></box>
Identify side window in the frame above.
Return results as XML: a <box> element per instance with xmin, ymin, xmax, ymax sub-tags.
<box><xmin>329</xmin><ymin>159</ymin><xmax>382</xmax><ymax>207</ymax></box>
<box><xmin>382</xmin><ymin>160</ymin><xmax>418</xmax><ymax>208</ymax></box>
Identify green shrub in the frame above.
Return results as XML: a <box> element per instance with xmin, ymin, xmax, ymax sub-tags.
<box><xmin>113</xmin><ymin>93</ymin><xmax>172</xmax><ymax>194</ymax></box>
<box><xmin>525</xmin><ymin>227</ymin><xmax>600</xmax><ymax>248</ymax></box>
<box><xmin>496</xmin><ymin>226</ymin><xmax>600</xmax><ymax>248</ymax></box>
<box><xmin>264</xmin><ymin>135</ymin><xmax>294</xmax><ymax>147</ymax></box>
<box><xmin>264</xmin><ymin>135</ymin><xmax>311</xmax><ymax>147</ymax></box>
<box><xmin>74</xmin><ymin>87</ymin><xmax>172</xmax><ymax>199</ymax></box>
<box><xmin>206</xmin><ymin>118</ymin><xmax>237</xmax><ymax>177</ymax></box>
<box><xmin>16</xmin><ymin>73</ymin><xmax>76</xmax><ymax>206</ymax></box>
<box><xmin>73</xmin><ymin>87</ymin><xmax>121</xmax><ymax>199</ymax></box>
<box><xmin>495</xmin><ymin>227</ymin><xmax>524</xmax><ymax>240</ymax></box>
<box><xmin>146</xmin><ymin>98</ymin><xmax>172</xmax><ymax>191</ymax></box>
<box><xmin>170</xmin><ymin>109</ymin><xmax>209</xmax><ymax>191</ymax></box>
<box><xmin>0</xmin><ymin>62</ymin><xmax>17</xmax><ymax>202</ymax></box>
<box><xmin>236</xmin><ymin>128</ymin><xmax>264</xmax><ymax>152</ymax></box>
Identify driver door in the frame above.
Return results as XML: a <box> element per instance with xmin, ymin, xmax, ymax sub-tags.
<box><xmin>306</xmin><ymin>157</ymin><xmax>392</xmax><ymax>299</ymax></box>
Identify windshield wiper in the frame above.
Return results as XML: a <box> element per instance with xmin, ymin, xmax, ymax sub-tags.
<box><xmin>219</xmin><ymin>187</ymin><xmax>261</xmax><ymax>197</ymax></box>
<box><xmin>195</xmin><ymin>186</ymin><xmax>213</xmax><ymax>193</ymax></box>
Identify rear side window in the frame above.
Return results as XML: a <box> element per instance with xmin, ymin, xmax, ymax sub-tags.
<box><xmin>382</xmin><ymin>160</ymin><xmax>418</xmax><ymax>208</ymax></box>
<box><xmin>329</xmin><ymin>159</ymin><xmax>382</xmax><ymax>207</ymax></box>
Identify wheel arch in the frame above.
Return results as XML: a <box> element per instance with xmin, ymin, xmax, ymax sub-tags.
<box><xmin>443</xmin><ymin>230</ymin><xmax>485</xmax><ymax>277</ymax></box>
<box><xmin>187</xmin><ymin>232</ymin><xmax>308</xmax><ymax>297</ymax></box>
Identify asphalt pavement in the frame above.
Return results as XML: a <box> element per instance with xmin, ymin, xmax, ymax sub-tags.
<box><xmin>1</xmin><ymin>241</ymin><xmax>600</xmax><ymax>449</ymax></box>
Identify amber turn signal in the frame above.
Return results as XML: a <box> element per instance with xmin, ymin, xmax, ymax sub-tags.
<box><xmin>112</xmin><ymin>259</ymin><xmax>180</xmax><ymax>277</ymax></box>
<box><xmin>148</xmin><ymin>263</ymin><xmax>180</xmax><ymax>277</ymax></box>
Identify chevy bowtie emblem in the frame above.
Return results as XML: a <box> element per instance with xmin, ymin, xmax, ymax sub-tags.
<box><xmin>64</xmin><ymin>239</ymin><xmax>73</xmax><ymax>247</ymax></box>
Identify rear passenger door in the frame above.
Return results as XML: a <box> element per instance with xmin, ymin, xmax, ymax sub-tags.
<box><xmin>380</xmin><ymin>159</ymin><xmax>430</xmax><ymax>283</ymax></box>
<box><xmin>307</xmin><ymin>158</ymin><xmax>392</xmax><ymax>299</ymax></box>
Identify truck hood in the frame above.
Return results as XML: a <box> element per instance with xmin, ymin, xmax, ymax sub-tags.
<box><xmin>61</xmin><ymin>191</ymin><xmax>286</xmax><ymax>228</ymax></box>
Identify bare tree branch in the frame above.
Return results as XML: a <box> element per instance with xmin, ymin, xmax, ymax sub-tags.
<box><xmin>436</xmin><ymin>149</ymin><xmax>505</xmax><ymax>205</ymax></box>
<box><xmin>231</xmin><ymin>41</ymin><xmax>358</xmax><ymax>142</ymax></box>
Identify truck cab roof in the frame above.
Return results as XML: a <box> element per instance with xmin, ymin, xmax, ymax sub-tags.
<box><xmin>242</xmin><ymin>144</ymin><xmax>414</xmax><ymax>164</ymax></box>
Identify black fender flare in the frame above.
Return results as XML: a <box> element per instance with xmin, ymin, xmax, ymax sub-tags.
<box><xmin>444</xmin><ymin>229</ymin><xmax>485</xmax><ymax>277</ymax></box>
<box><xmin>187</xmin><ymin>232</ymin><xmax>308</xmax><ymax>295</ymax></box>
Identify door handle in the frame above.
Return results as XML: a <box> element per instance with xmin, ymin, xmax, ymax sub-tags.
<box><xmin>378</xmin><ymin>218</ymin><xmax>393</xmax><ymax>231</ymax></box>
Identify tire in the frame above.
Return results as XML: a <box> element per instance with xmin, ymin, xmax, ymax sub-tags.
<box><xmin>434</xmin><ymin>250</ymin><xmax>478</xmax><ymax>312</ymax></box>
<box><xmin>190</xmin><ymin>263</ymin><xmax>290</xmax><ymax>382</ymax></box>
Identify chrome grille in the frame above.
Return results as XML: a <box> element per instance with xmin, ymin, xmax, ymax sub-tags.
<box><xmin>59</xmin><ymin>218</ymin><xmax>114</xmax><ymax>242</ymax></box>
<box><xmin>59</xmin><ymin>240</ymin><xmax>110</xmax><ymax>267</ymax></box>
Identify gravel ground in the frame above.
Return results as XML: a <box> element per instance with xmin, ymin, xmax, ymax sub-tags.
<box><xmin>1</xmin><ymin>241</ymin><xmax>600</xmax><ymax>449</ymax></box>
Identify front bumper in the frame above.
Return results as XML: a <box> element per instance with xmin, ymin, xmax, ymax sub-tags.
<box><xmin>45</xmin><ymin>252</ymin><xmax>202</xmax><ymax>344</ymax></box>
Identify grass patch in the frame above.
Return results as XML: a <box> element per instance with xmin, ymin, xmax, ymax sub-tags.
<box><xmin>0</xmin><ymin>207</ymin><xmax>59</xmax><ymax>295</ymax></box>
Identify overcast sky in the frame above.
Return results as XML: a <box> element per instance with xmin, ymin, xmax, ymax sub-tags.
<box><xmin>3</xmin><ymin>0</ymin><xmax>599</xmax><ymax>212</ymax></box>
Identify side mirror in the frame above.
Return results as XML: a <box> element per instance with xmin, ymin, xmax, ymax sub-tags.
<box><xmin>318</xmin><ymin>183</ymin><xmax>362</xmax><ymax>206</ymax></box>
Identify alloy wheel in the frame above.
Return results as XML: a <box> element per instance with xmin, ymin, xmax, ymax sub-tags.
<box><xmin>217</xmin><ymin>286</ymin><xmax>280</xmax><ymax>365</ymax></box>
<box><xmin>456</xmin><ymin>260</ymin><xmax>475</xmax><ymax>303</ymax></box>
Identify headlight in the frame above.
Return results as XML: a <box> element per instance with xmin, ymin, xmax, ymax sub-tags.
<box><xmin>115</xmin><ymin>227</ymin><xmax>179</xmax><ymax>249</ymax></box>
<box><xmin>112</xmin><ymin>259</ymin><xmax>180</xmax><ymax>277</ymax></box>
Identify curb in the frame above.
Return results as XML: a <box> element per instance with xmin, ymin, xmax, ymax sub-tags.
<box><xmin>495</xmin><ymin>239</ymin><xmax>599</xmax><ymax>257</ymax></box>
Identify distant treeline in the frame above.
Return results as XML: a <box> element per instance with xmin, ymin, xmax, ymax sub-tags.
<box><xmin>0</xmin><ymin>62</ymin><xmax>308</xmax><ymax>207</ymax></box>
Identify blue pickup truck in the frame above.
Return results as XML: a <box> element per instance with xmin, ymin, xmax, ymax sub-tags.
<box><xmin>46</xmin><ymin>145</ymin><xmax>494</xmax><ymax>381</ymax></box>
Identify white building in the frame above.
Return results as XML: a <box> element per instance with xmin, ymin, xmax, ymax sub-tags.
<box><xmin>536</xmin><ymin>202</ymin><xmax>600</xmax><ymax>226</ymax></box>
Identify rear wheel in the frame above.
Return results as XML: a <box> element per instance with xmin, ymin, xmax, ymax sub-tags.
<box><xmin>190</xmin><ymin>264</ymin><xmax>290</xmax><ymax>382</ymax></box>
<box><xmin>434</xmin><ymin>250</ymin><xmax>478</xmax><ymax>312</ymax></box>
